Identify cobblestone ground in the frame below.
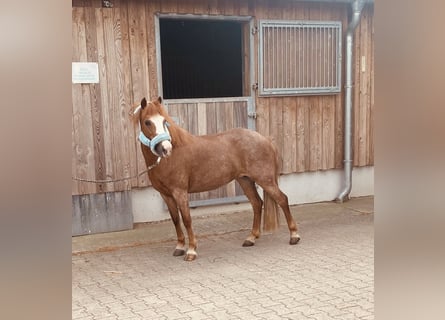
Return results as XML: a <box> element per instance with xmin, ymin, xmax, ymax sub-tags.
<box><xmin>72</xmin><ymin>205</ymin><xmax>373</xmax><ymax>319</ymax></box>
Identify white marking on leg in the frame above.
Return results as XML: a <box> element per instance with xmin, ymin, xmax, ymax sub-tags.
<box><xmin>175</xmin><ymin>243</ymin><xmax>185</xmax><ymax>251</ymax></box>
<box><xmin>186</xmin><ymin>248</ymin><xmax>197</xmax><ymax>256</ymax></box>
<box><xmin>245</xmin><ymin>235</ymin><xmax>256</xmax><ymax>243</ymax></box>
<box><xmin>291</xmin><ymin>231</ymin><xmax>300</xmax><ymax>239</ymax></box>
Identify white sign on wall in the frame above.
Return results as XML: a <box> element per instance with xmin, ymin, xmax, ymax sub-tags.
<box><xmin>72</xmin><ymin>62</ymin><xmax>99</xmax><ymax>84</ymax></box>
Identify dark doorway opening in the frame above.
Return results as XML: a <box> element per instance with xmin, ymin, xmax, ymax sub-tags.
<box><xmin>160</xmin><ymin>19</ymin><xmax>243</xmax><ymax>99</ymax></box>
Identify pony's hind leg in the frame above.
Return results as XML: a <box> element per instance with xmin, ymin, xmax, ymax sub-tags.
<box><xmin>260</xmin><ymin>182</ymin><xmax>300</xmax><ymax>245</ymax></box>
<box><xmin>161</xmin><ymin>194</ymin><xmax>186</xmax><ymax>256</ymax></box>
<box><xmin>236</xmin><ymin>177</ymin><xmax>263</xmax><ymax>247</ymax></box>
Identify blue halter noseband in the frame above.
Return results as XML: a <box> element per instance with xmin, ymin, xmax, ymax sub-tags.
<box><xmin>138</xmin><ymin>122</ymin><xmax>171</xmax><ymax>156</ymax></box>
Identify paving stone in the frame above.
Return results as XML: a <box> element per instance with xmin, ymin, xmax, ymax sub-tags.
<box><xmin>72</xmin><ymin>197</ymin><xmax>374</xmax><ymax>320</ymax></box>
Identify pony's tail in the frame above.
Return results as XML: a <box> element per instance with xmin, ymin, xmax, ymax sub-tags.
<box><xmin>262</xmin><ymin>141</ymin><xmax>281</xmax><ymax>233</ymax></box>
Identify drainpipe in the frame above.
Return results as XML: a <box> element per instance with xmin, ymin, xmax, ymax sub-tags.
<box><xmin>336</xmin><ymin>0</ymin><xmax>366</xmax><ymax>203</ymax></box>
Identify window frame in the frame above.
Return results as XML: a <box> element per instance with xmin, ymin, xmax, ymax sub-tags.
<box><xmin>155</xmin><ymin>13</ymin><xmax>253</xmax><ymax>100</ymax></box>
<box><xmin>258</xmin><ymin>19</ymin><xmax>343</xmax><ymax>96</ymax></box>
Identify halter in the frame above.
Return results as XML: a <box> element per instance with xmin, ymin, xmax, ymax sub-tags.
<box><xmin>138</xmin><ymin>121</ymin><xmax>171</xmax><ymax>157</ymax></box>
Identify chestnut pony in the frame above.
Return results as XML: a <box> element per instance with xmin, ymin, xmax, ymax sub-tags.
<box><xmin>133</xmin><ymin>97</ymin><xmax>300</xmax><ymax>261</ymax></box>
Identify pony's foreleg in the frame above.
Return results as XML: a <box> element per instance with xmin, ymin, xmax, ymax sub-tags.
<box><xmin>173</xmin><ymin>191</ymin><xmax>197</xmax><ymax>261</ymax></box>
<box><xmin>161</xmin><ymin>194</ymin><xmax>186</xmax><ymax>256</ymax></box>
<box><xmin>260</xmin><ymin>183</ymin><xmax>301</xmax><ymax>245</ymax></box>
<box><xmin>237</xmin><ymin>177</ymin><xmax>263</xmax><ymax>247</ymax></box>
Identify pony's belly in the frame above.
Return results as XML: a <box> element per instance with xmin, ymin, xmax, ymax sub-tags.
<box><xmin>188</xmin><ymin>175</ymin><xmax>235</xmax><ymax>193</ymax></box>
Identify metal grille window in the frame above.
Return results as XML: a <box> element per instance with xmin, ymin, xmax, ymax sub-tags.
<box><xmin>259</xmin><ymin>20</ymin><xmax>342</xmax><ymax>96</ymax></box>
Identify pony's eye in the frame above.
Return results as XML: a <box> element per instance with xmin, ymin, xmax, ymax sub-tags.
<box><xmin>144</xmin><ymin>120</ymin><xmax>152</xmax><ymax>127</ymax></box>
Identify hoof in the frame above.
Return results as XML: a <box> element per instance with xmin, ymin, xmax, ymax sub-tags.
<box><xmin>173</xmin><ymin>249</ymin><xmax>186</xmax><ymax>256</ymax></box>
<box><xmin>242</xmin><ymin>240</ymin><xmax>255</xmax><ymax>247</ymax></box>
<box><xmin>289</xmin><ymin>235</ymin><xmax>301</xmax><ymax>245</ymax></box>
<box><xmin>184</xmin><ymin>253</ymin><xmax>197</xmax><ymax>262</ymax></box>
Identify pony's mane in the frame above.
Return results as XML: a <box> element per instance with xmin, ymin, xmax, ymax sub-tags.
<box><xmin>156</xmin><ymin>103</ymin><xmax>193</xmax><ymax>147</ymax></box>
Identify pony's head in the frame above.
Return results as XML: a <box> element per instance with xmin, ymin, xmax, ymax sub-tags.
<box><xmin>132</xmin><ymin>96</ymin><xmax>172</xmax><ymax>158</ymax></box>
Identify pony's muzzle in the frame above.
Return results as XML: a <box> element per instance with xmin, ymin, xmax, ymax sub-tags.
<box><xmin>155</xmin><ymin>140</ymin><xmax>172</xmax><ymax>158</ymax></box>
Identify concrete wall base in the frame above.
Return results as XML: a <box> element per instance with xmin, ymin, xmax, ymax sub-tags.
<box><xmin>132</xmin><ymin>166</ymin><xmax>374</xmax><ymax>223</ymax></box>
<box><xmin>72</xmin><ymin>191</ymin><xmax>133</xmax><ymax>236</ymax></box>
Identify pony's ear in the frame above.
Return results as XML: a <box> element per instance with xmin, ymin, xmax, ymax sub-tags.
<box><xmin>141</xmin><ymin>97</ymin><xmax>147</xmax><ymax>109</ymax></box>
<box><xmin>157</xmin><ymin>96</ymin><xmax>162</xmax><ymax>104</ymax></box>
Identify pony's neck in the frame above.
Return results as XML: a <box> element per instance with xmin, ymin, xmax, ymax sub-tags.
<box><xmin>167</xmin><ymin>121</ymin><xmax>194</xmax><ymax>147</ymax></box>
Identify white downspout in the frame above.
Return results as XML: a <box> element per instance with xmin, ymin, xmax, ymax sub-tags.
<box><xmin>336</xmin><ymin>0</ymin><xmax>366</xmax><ymax>202</ymax></box>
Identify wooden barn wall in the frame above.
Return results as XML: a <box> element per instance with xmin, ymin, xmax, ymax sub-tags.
<box><xmin>353</xmin><ymin>4</ymin><xmax>374</xmax><ymax>167</ymax></box>
<box><xmin>72</xmin><ymin>0</ymin><xmax>374</xmax><ymax>195</ymax></box>
<box><xmin>251</xmin><ymin>1</ymin><xmax>348</xmax><ymax>174</ymax></box>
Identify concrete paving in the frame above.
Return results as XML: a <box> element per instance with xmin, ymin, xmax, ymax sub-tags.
<box><xmin>72</xmin><ymin>196</ymin><xmax>374</xmax><ymax>319</ymax></box>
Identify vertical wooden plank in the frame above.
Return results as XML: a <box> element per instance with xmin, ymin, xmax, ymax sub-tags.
<box><xmin>193</xmin><ymin>0</ymin><xmax>208</xmax><ymax>14</ymax></box>
<box><xmin>103</xmin><ymin>8</ymin><xmax>121</xmax><ymax>191</ymax></box>
<box><xmin>187</xmin><ymin>103</ymin><xmax>198</xmax><ymax>135</ymax></box>
<box><xmin>239</xmin><ymin>0</ymin><xmax>249</xmax><ymax>16</ymax></box>
<box><xmin>282</xmin><ymin>97</ymin><xmax>297</xmax><ymax>173</ymax></box>
<box><xmin>71</xmin><ymin>115</ymin><xmax>79</xmax><ymax>195</ymax></box>
<box><xmin>321</xmin><ymin>96</ymin><xmax>336</xmax><ymax>170</ymax></box>
<box><xmin>353</xmin><ymin>8</ymin><xmax>362</xmax><ymax>167</ymax></box>
<box><xmin>216</xmin><ymin>0</ymin><xmax>225</xmax><ymax>15</ymax></box>
<box><xmin>335</xmin><ymin>2</ymin><xmax>347</xmax><ymax>169</ymax></box>
<box><xmin>113</xmin><ymin>8</ymin><xmax>131</xmax><ymax>192</ymax></box>
<box><xmin>224</xmin><ymin>0</ymin><xmax>236</xmax><ymax>16</ymax></box>
<box><xmin>320</xmin><ymin>6</ymin><xmax>337</xmax><ymax>171</ymax></box>
<box><xmin>84</xmin><ymin>7</ymin><xmax>107</xmax><ymax>193</ymax></box>
<box><xmin>363</xmin><ymin>5</ymin><xmax>373</xmax><ymax>167</ymax></box>
<box><xmin>334</xmin><ymin>92</ymin><xmax>344</xmax><ymax>169</ymax></box>
<box><xmin>178</xmin><ymin>103</ymin><xmax>189</xmax><ymax>131</ymax></box>
<box><xmin>101</xmin><ymin>8</ymin><xmax>129</xmax><ymax>192</ymax></box>
<box><xmin>72</xmin><ymin>7</ymin><xmax>97</xmax><ymax>195</ymax></box>
<box><xmin>176</xmin><ymin>0</ymin><xmax>195</xmax><ymax>14</ymax></box>
<box><xmin>256</xmin><ymin>98</ymin><xmax>270</xmax><ymax>138</ymax></box>
<box><xmin>147</xmin><ymin>0</ymin><xmax>160</xmax><ymax>99</ymax></box>
<box><xmin>161</xmin><ymin>0</ymin><xmax>178</xmax><ymax>13</ymax></box>
<box><xmin>95</xmin><ymin>8</ymin><xmax>115</xmax><ymax>192</ymax></box>
<box><xmin>197</xmin><ymin>102</ymin><xmax>207</xmax><ymax>136</ymax></box>
<box><xmin>295</xmin><ymin>97</ymin><xmax>307</xmax><ymax>172</ymax></box>
<box><xmin>233</xmin><ymin>101</ymin><xmax>247</xmax><ymax>128</ymax></box>
<box><xmin>269</xmin><ymin>97</ymin><xmax>284</xmax><ymax>172</ymax></box>
<box><xmin>367</xmin><ymin>6</ymin><xmax>375</xmax><ymax>165</ymax></box>
<box><xmin>128</xmin><ymin>0</ymin><xmax>151</xmax><ymax>187</ymax></box>
<box><xmin>303</xmin><ymin>97</ymin><xmax>311</xmax><ymax>171</ymax></box>
<box><xmin>207</xmin><ymin>0</ymin><xmax>219</xmax><ymax>15</ymax></box>
<box><xmin>72</xmin><ymin>7</ymin><xmax>84</xmax><ymax>195</ymax></box>
<box><xmin>360</xmin><ymin>7</ymin><xmax>369</xmax><ymax>167</ymax></box>
<box><xmin>309</xmin><ymin>97</ymin><xmax>322</xmax><ymax>171</ymax></box>
<box><xmin>224</xmin><ymin>102</ymin><xmax>234</xmax><ymax>132</ymax></box>
<box><xmin>225</xmin><ymin>102</ymin><xmax>236</xmax><ymax>197</ymax></box>
<box><xmin>119</xmin><ymin>5</ymin><xmax>134</xmax><ymax>191</ymax></box>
